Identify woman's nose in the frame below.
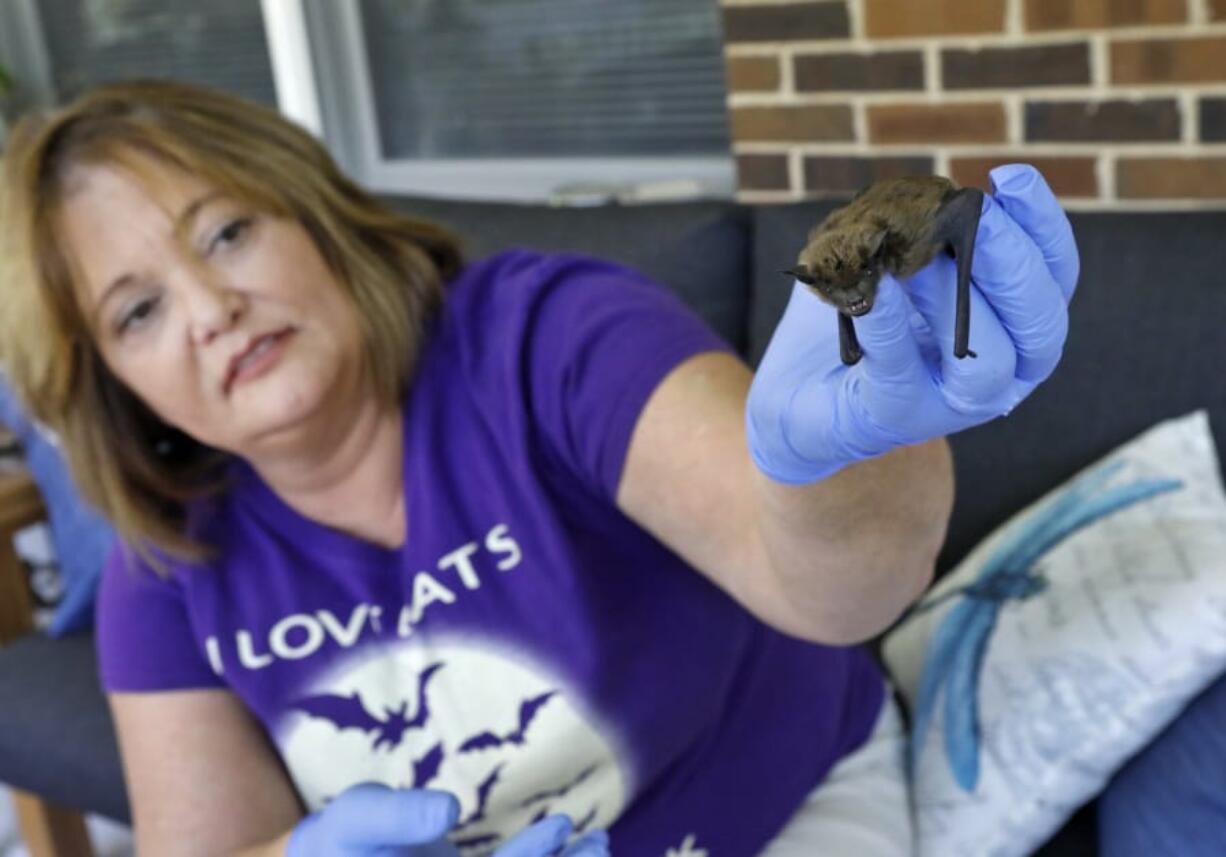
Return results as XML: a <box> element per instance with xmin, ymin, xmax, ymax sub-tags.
<box><xmin>186</xmin><ymin>277</ymin><xmax>246</xmax><ymax>346</ymax></box>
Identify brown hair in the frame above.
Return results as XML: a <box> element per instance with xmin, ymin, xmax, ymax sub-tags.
<box><xmin>0</xmin><ymin>79</ymin><xmax>463</xmax><ymax>564</ymax></box>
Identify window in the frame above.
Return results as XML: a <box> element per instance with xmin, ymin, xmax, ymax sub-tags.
<box><xmin>1</xmin><ymin>0</ymin><xmax>733</xmax><ymax>202</ymax></box>
<box><xmin>306</xmin><ymin>0</ymin><xmax>734</xmax><ymax>201</ymax></box>
<box><xmin>6</xmin><ymin>0</ymin><xmax>276</xmax><ymax>107</ymax></box>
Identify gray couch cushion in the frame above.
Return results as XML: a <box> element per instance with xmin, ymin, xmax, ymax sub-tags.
<box><xmin>0</xmin><ymin>632</ymin><xmax>127</xmax><ymax>822</ymax></box>
<box><xmin>383</xmin><ymin>197</ymin><xmax>752</xmax><ymax>353</ymax></box>
<box><xmin>751</xmin><ymin>205</ymin><xmax>1226</xmax><ymax>573</ymax></box>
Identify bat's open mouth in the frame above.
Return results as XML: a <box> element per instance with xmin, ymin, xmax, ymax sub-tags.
<box><xmin>844</xmin><ymin>298</ymin><xmax>872</xmax><ymax>316</ymax></box>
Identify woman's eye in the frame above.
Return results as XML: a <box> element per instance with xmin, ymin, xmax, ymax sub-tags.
<box><xmin>118</xmin><ymin>296</ymin><xmax>161</xmax><ymax>334</ymax></box>
<box><xmin>209</xmin><ymin>217</ymin><xmax>252</xmax><ymax>254</ymax></box>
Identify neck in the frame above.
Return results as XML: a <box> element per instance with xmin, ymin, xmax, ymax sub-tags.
<box><xmin>246</xmin><ymin>392</ymin><xmax>406</xmax><ymax>549</ymax></box>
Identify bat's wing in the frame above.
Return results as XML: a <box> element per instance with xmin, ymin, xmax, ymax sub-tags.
<box><xmin>575</xmin><ymin>805</ymin><xmax>599</xmax><ymax>834</ymax></box>
<box><xmin>459</xmin><ymin>731</ymin><xmax>504</xmax><ymax>752</ymax></box>
<box><xmin>520</xmin><ymin>763</ymin><xmax>599</xmax><ymax>806</ymax></box>
<box><xmin>511</xmin><ymin>690</ymin><xmax>557</xmax><ymax>741</ymax></box>
<box><xmin>932</xmin><ymin>187</ymin><xmax>985</xmax><ymax>360</ymax></box>
<box><xmin>453</xmin><ymin>833</ymin><xmax>500</xmax><ymax>850</ymax></box>
<box><xmin>410</xmin><ymin>741</ymin><xmax>444</xmax><ymax>788</ymax></box>
<box><xmin>455</xmin><ymin>763</ymin><xmax>506</xmax><ymax>830</ymax></box>
<box><xmin>290</xmin><ymin>693</ymin><xmax>384</xmax><ymax>734</ymax></box>
<box><xmin>471</xmin><ymin>763</ymin><xmax>504</xmax><ymax>821</ymax></box>
<box><xmin>406</xmin><ymin>662</ymin><xmax>445</xmax><ymax>729</ymax></box>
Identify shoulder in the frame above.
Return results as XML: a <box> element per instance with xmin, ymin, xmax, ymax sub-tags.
<box><xmin>432</xmin><ymin>248</ymin><xmax>681</xmax><ymax>366</ymax></box>
<box><xmin>444</xmin><ymin>249</ymin><xmax>661</xmax><ymax>316</ymax></box>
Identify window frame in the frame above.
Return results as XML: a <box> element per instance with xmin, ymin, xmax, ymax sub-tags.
<box><xmin>0</xmin><ymin>0</ymin><xmax>735</xmax><ymax>204</ymax></box>
<box><xmin>300</xmin><ymin>0</ymin><xmax>735</xmax><ymax>203</ymax></box>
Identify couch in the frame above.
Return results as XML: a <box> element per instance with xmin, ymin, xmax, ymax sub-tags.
<box><xmin>3</xmin><ymin>192</ymin><xmax>1225</xmax><ymax>856</ymax></box>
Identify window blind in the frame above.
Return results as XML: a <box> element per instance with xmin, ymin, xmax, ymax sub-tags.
<box><xmin>359</xmin><ymin>0</ymin><xmax>731</xmax><ymax>159</ymax></box>
<box><xmin>37</xmin><ymin>0</ymin><xmax>276</xmax><ymax>106</ymax></box>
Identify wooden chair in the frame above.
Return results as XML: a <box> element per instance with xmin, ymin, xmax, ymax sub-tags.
<box><xmin>0</xmin><ymin>469</ymin><xmax>95</xmax><ymax>857</ymax></box>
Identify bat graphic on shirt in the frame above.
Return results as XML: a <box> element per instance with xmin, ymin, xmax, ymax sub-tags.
<box><xmin>459</xmin><ymin>690</ymin><xmax>557</xmax><ymax>752</ymax></box>
<box><xmin>290</xmin><ymin>662</ymin><xmax>444</xmax><ymax>751</ymax></box>
<box><xmin>784</xmin><ymin>175</ymin><xmax>984</xmax><ymax>365</ymax></box>
<box><xmin>519</xmin><ymin>763</ymin><xmax>599</xmax><ymax>806</ymax></box>
<box><xmin>453</xmin><ymin>832</ymin><xmax>501</xmax><ymax>851</ymax></box>
<box><xmin>453</xmin><ymin>763</ymin><xmax>506</xmax><ymax>831</ymax></box>
<box><xmin>574</xmin><ymin>805</ymin><xmax>598</xmax><ymax>834</ymax></box>
<box><xmin>411</xmin><ymin>741</ymin><xmax>445</xmax><ymax>789</ymax></box>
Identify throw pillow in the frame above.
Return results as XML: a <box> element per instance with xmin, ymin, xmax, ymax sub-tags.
<box><xmin>882</xmin><ymin>410</ymin><xmax>1226</xmax><ymax>857</ymax></box>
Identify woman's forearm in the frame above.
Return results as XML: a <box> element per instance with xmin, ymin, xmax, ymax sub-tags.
<box><xmin>230</xmin><ymin>830</ymin><xmax>293</xmax><ymax>857</ymax></box>
<box><xmin>752</xmin><ymin>437</ymin><xmax>954</xmax><ymax>645</ymax></box>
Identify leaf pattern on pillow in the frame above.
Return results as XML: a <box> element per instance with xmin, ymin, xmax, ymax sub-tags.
<box><xmin>910</xmin><ymin>459</ymin><xmax>1183</xmax><ymax>791</ymax></box>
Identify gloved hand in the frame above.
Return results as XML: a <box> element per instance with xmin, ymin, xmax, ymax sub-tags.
<box><xmin>287</xmin><ymin>782</ymin><xmax>610</xmax><ymax>857</ymax></box>
<box><xmin>746</xmin><ymin>163</ymin><xmax>1079</xmax><ymax>484</ymax></box>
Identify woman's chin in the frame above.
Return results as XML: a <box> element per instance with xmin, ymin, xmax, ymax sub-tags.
<box><xmin>223</xmin><ymin>383</ymin><xmax>333</xmax><ymax>453</ymax></box>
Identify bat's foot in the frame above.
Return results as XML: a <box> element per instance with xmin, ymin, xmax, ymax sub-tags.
<box><xmin>838</xmin><ymin>312</ymin><xmax>863</xmax><ymax>365</ymax></box>
<box><xmin>955</xmin><ymin>347</ymin><xmax>978</xmax><ymax>359</ymax></box>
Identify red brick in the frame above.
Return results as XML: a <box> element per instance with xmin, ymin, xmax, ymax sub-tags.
<box><xmin>803</xmin><ymin>155</ymin><xmax>935</xmax><ymax>192</ymax></box>
<box><xmin>1026</xmin><ymin>99</ymin><xmax>1180</xmax><ymax>141</ymax></box>
<box><xmin>865</xmin><ymin>0</ymin><xmax>1006</xmax><ymax>38</ymax></box>
<box><xmin>1117</xmin><ymin>157</ymin><xmax>1226</xmax><ymax>199</ymax></box>
<box><xmin>795</xmin><ymin>51</ymin><xmax>924</xmax><ymax>91</ymax></box>
<box><xmin>1112</xmin><ymin>37</ymin><xmax>1226</xmax><ymax>84</ymax></box>
<box><xmin>731</xmin><ymin>105</ymin><xmax>856</xmax><ymax>142</ymax></box>
<box><xmin>949</xmin><ymin>156</ymin><xmax>1099</xmax><ymax>197</ymax></box>
<box><xmin>727</xmin><ymin>56</ymin><xmax>782</xmax><ymax>93</ymax></box>
<box><xmin>1025</xmin><ymin>0</ymin><xmax>1187</xmax><ymax>30</ymax></box>
<box><xmin>723</xmin><ymin>3</ymin><xmax>850</xmax><ymax>43</ymax></box>
<box><xmin>737</xmin><ymin>154</ymin><xmax>791</xmax><ymax>191</ymax></box>
<box><xmin>867</xmin><ymin>103</ymin><xmax>1007</xmax><ymax>144</ymax></box>
<box><xmin>943</xmin><ymin>43</ymin><xmax>1090</xmax><ymax>89</ymax></box>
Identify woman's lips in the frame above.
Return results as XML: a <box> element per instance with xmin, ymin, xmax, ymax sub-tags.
<box><xmin>225</xmin><ymin>329</ymin><xmax>294</xmax><ymax>395</ymax></box>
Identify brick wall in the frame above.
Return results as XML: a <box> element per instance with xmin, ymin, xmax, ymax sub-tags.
<box><xmin>722</xmin><ymin>0</ymin><xmax>1226</xmax><ymax>208</ymax></box>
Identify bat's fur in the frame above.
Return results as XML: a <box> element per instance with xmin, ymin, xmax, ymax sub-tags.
<box><xmin>786</xmin><ymin>175</ymin><xmax>983</xmax><ymax>364</ymax></box>
<box><xmin>791</xmin><ymin>175</ymin><xmax>959</xmax><ymax>317</ymax></box>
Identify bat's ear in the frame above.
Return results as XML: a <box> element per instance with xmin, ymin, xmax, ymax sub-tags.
<box><xmin>866</xmin><ymin>228</ymin><xmax>887</xmax><ymax>261</ymax></box>
<box><xmin>782</xmin><ymin>264</ymin><xmax>815</xmax><ymax>285</ymax></box>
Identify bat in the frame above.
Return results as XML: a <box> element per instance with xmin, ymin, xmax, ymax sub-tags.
<box><xmin>573</xmin><ymin>805</ymin><xmax>598</xmax><ymax>835</ymax></box>
<box><xmin>411</xmin><ymin>741</ymin><xmax>445</xmax><ymax>788</ymax></box>
<box><xmin>784</xmin><ymin>175</ymin><xmax>985</xmax><ymax>366</ymax></box>
<box><xmin>454</xmin><ymin>763</ymin><xmax>507</xmax><ymax>830</ymax></box>
<box><xmin>289</xmin><ymin>662</ymin><xmax>444</xmax><ymax>751</ymax></box>
<box><xmin>458</xmin><ymin>690</ymin><xmax>557</xmax><ymax>752</ymax></box>
<box><xmin>519</xmin><ymin>764</ymin><xmax>599</xmax><ymax>807</ymax></box>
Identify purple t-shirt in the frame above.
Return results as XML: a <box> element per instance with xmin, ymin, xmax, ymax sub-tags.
<box><xmin>98</xmin><ymin>250</ymin><xmax>884</xmax><ymax>856</ymax></box>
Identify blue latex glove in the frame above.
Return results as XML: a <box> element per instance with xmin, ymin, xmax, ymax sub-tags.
<box><xmin>0</xmin><ymin>376</ymin><xmax>114</xmax><ymax>636</ymax></box>
<box><xmin>286</xmin><ymin>783</ymin><xmax>610</xmax><ymax>857</ymax></box>
<box><xmin>747</xmin><ymin>164</ymin><xmax>1080</xmax><ymax>484</ymax></box>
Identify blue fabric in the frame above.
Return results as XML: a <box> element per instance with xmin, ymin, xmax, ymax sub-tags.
<box><xmin>0</xmin><ymin>378</ymin><xmax>115</xmax><ymax>636</ymax></box>
<box><xmin>1098</xmin><ymin>669</ymin><xmax>1226</xmax><ymax>856</ymax></box>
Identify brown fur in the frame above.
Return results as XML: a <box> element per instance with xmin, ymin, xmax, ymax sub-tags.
<box><xmin>792</xmin><ymin>175</ymin><xmax>960</xmax><ymax>315</ymax></box>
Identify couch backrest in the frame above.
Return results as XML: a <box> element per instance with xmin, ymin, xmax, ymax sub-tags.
<box><xmin>384</xmin><ymin>196</ymin><xmax>752</xmax><ymax>354</ymax></box>
<box><xmin>754</xmin><ymin>204</ymin><xmax>1226</xmax><ymax>574</ymax></box>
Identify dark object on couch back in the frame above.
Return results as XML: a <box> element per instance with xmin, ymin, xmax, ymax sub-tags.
<box><xmin>2</xmin><ymin>195</ymin><xmax>1224</xmax><ymax>856</ymax></box>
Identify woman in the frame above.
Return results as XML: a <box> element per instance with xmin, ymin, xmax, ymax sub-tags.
<box><xmin>0</xmin><ymin>81</ymin><xmax>1076</xmax><ymax>856</ymax></box>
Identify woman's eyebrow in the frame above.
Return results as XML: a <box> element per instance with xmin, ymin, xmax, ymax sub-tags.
<box><xmin>93</xmin><ymin>191</ymin><xmax>226</xmax><ymax>320</ymax></box>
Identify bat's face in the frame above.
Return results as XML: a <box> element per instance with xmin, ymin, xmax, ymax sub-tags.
<box><xmin>789</xmin><ymin>227</ymin><xmax>886</xmax><ymax>316</ymax></box>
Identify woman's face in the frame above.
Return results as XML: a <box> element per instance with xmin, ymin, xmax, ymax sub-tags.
<box><xmin>58</xmin><ymin>159</ymin><xmax>367</xmax><ymax>458</ymax></box>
